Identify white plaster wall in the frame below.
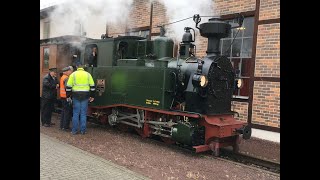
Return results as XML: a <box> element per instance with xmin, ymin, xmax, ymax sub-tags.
<box><xmin>40</xmin><ymin>17</ymin><xmax>105</xmax><ymax>39</ymax></box>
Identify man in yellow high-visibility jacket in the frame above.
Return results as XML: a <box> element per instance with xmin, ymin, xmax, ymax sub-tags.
<box><xmin>66</xmin><ymin>62</ymin><xmax>95</xmax><ymax>135</ymax></box>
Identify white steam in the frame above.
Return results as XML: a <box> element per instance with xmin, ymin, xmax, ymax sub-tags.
<box><xmin>46</xmin><ymin>0</ymin><xmax>133</xmax><ymax>39</ymax></box>
<box><xmin>42</xmin><ymin>0</ymin><xmax>217</xmax><ymax>48</ymax></box>
<box><xmin>156</xmin><ymin>0</ymin><xmax>216</xmax><ymax>42</ymax></box>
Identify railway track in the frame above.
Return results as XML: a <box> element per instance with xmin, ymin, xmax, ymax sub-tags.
<box><xmin>89</xmin><ymin>121</ymin><xmax>280</xmax><ymax>176</ymax></box>
<box><xmin>210</xmin><ymin>149</ymin><xmax>280</xmax><ymax>175</ymax></box>
<box><xmin>54</xmin><ymin>113</ymin><xmax>280</xmax><ymax>176</ymax></box>
<box><xmin>170</xmin><ymin>143</ymin><xmax>280</xmax><ymax>176</ymax></box>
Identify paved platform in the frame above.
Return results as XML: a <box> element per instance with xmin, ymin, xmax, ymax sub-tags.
<box><xmin>40</xmin><ymin>133</ymin><xmax>150</xmax><ymax>180</ymax></box>
<box><xmin>251</xmin><ymin>128</ymin><xmax>280</xmax><ymax>143</ymax></box>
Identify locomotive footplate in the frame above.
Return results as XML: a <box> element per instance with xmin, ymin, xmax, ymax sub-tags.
<box><xmin>192</xmin><ymin>136</ymin><xmax>240</xmax><ymax>156</ymax></box>
<box><xmin>193</xmin><ymin>114</ymin><xmax>250</xmax><ymax>156</ymax></box>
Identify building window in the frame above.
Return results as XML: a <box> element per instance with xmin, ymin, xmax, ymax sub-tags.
<box><xmin>43</xmin><ymin>47</ymin><xmax>49</xmax><ymax>70</ymax></box>
<box><xmin>43</xmin><ymin>21</ymin><xmax>50</xmax><ymax>39</ymax></box>
<box><xmin>126</xmin><ymin>29</ymin><xmax>150</xmax><ymax>38</ymax></box>
<box><xmin>220</xmin><ymin>16</ymin><xmax>254</xmax><ymax>99</ymax></box>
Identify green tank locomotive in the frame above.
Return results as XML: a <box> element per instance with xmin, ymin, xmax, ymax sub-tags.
<box><xmin>82</xmin><ymin>14</ymin><xmax>251</xmax><ymax>156</ymax></box>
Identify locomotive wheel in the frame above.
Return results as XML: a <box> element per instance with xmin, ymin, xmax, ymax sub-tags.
<box><xmin>213</xmin><ymin>148</ymin><xmax>220</xmax><ymax>157</ymax></box>
<box><xmin>209</xmin><ymin>142</ymin><xmax>220</xmax><ymax>157</ymax></box>
<box><xmin>117</xmin><ymin>124</ymin><xmax>129</xmax><ymax>132</ymax></box>
<box><xmin>160</xmin><ymin>137</ymin><xmax>175</xmax><ymax>145</ymax></box>
<box><xmin>98</xmin><ymin>115</ymin><xmax>108</xmax><ymax>125</ymax></box>
<box><xmin>233</xmin><ymin>144</ymin><xmax>240</xmax><ymax>153</ymax></box>
<box><xmin>134</xmin><ymin>128</ymin><xmax>147</xmax><ymax>138</ymax></box>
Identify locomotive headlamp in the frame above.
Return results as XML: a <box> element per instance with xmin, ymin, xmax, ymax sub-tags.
<box><xmin>235</xmin><ymin>78</ymin><xmax>244</xmax><ymax>89</ymax></box>
<box><xmin>192</xmin><ymin>74</ymin><xmax>208</xmax><ymax>88</ymax></box>
<box><xmin>200</xmin><ymin>75</ymin><xmax>208</xmax><ymax>87</ymax></box>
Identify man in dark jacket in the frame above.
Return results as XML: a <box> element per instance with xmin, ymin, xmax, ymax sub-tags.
<box><xmin>59</xmin><ymin>66</ymin><xmax>73</xmax><ymax>131</ymax></box>
<box><xmin>72</xmin><ymin>54</ymin><xmax>80</xmax><ymax>70</ymax></box>
<box><xmin>41</xmin><ymin>67</ymin><xmax>59</xmax><ymax>127</ymax></box>
<box><xmin>88</xmin><ymin>47</ymin><xmax>97</xmax><ymax>67</ymax></box>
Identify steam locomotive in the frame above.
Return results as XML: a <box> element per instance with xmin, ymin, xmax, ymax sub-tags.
<box><xmin>81</xmin><ymin>14</ymin><xmax>251</xmax><ymax>156</ymax></box>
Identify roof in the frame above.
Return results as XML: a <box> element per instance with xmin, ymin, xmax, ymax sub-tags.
<box><xmin>84</xmin><ymin>36</ymin><xmax>146</xmax><ymax>44</ymax></box>
<box><xmin>40</xmin><ymin>35</ymin><xmax>95</xmax><ymax>45</ymax></box>
<box><xmin>40</xmin><ymin>5</ymin><xmax>56</xmax><ymax>19</ymax></box>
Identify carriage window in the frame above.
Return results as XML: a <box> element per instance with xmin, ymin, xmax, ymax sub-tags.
<box><xmin>220</xmin><ymin>16</ymin><xmax>254</xmax><ymax>99</ymax></box>
<box><xmin>43</xmin><ymin>47</ymin><xmax>49</xmax><ymax>70</ymax></box>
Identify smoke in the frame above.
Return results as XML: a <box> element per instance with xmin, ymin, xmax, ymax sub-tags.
<box><xmin>156</xmin><ymin>0</ymin><xmax>216</xmax><ymax>42</ymax></box>
<box><xmin>45</xmin><ymin>0</ymin><xmax>133</xmax><ymax>40</ymax></box>
<box><xmin>42</xmin><ymin>0</ymin><xmax>217</xmax><ymax>49</ymax></box>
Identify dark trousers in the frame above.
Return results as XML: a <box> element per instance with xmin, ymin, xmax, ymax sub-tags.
<box><xmin>41</xmin><ymin>98</ymin><xmax>55</xmax><ymax>125</ymax></box>
<box><xmin>60</xmin><ymin>99</ymin><xmax>72</xmax><ymax>129</ymax></box>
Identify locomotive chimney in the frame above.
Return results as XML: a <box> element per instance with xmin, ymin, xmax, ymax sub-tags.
<box><xmin>199</xmin><ymin>17</ymin><xmax>231</xmax><ymax>56</ymax></box>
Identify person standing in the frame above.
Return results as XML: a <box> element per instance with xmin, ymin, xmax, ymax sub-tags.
<box><xmin>72</xmin><ymin>54</ymin><xmax>80</xmax><ymax>70</ymax></box>
<box><xmin>59</xmin><ymin>66</ymin><xmax>73</xmax><ymax>131</ymax></box>
<box><xmin>66</xmin><ymin>62</ymin><xmax>95</xmax><ymax>135</ymax></box>
<box><xmin>41</xmin><ymin>67</ymin><xmax>59</xmax><ymax>127</ymax></box>
<box><xmin>88</xmin><ymin>47</ymin><xmax>97</xmax><ymax>67</ymax></box>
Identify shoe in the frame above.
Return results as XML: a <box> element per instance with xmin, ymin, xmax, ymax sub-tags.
<box><xmin>71</xmin><ymin>131</ymin><xmax>77</xmax><ymax>135</ymax></box>
<box><xmin>80</xmin><ymin>131</ymin><xmax>86</xmax><ymax>135</ymax></box>
<box><xmin>50</xmin><ymin>122</ymin><xmax>55</xmax><ymax>125</ymax></box>
<box><xmin>44</xmin><ymin>124</ymin><xmax>51</xmax><ymax>127</ymax></box>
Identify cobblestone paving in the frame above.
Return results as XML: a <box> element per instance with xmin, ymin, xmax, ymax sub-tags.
<box><xmin>40</xmin><ymin>133</ymin><xmax>150</xmax><ymax>180</ymax></box>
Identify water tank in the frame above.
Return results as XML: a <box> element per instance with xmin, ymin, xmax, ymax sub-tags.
<box><xmin>153</xmin><ymin>36</ymin><xmax>174</xmax><ymax>59</ymax></box>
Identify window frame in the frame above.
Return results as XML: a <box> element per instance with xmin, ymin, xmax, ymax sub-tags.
<box><xmin>126</xmin><ymin>29</ymin><xmax>150</xmax><ymax>38</ymax></box>
<box><xmin>42</xmin><ymin>46</ymin><xmax>50</xmax><ymax>72</ymax></box>
<box><xmin>220</xmin><ymin>14</ymin><xmax>255</xmax><ymax>100</ymax></box>
<box><xmin>125</xmin><ymin>26</ymin><xmax>150</xmax><ymax>39</ymax></box>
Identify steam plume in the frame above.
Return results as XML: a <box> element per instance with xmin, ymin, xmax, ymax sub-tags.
<box><xmin>43</xmin><ymin>0</ymin><xmax>133</xmax><ymax>39</ymax></box>
<box><xmin>156</xmin><ymin>0</ymin><xmax>215</xmax><ymax>42</ymax></box>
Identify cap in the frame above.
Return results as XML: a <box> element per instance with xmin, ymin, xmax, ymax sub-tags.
<box><xmin>49</xmin><ymin>67</ymin><xmax>57</xmax><ymax>72</ymax></box>
<box><xmin>62</xmin><ymin>66</ymin><xmax>72</xmax><ymax>72</ymax></box>
<box><xmin>76</xmin><ymin>61</ymin><xmax>83</xmax><ymax>67</ymax></box>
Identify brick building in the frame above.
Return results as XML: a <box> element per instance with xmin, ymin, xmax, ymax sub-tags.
<box><xmin>40</xmin><ymin>0</ymin><xmax>280</xmax><ymax>137</ymax></box>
